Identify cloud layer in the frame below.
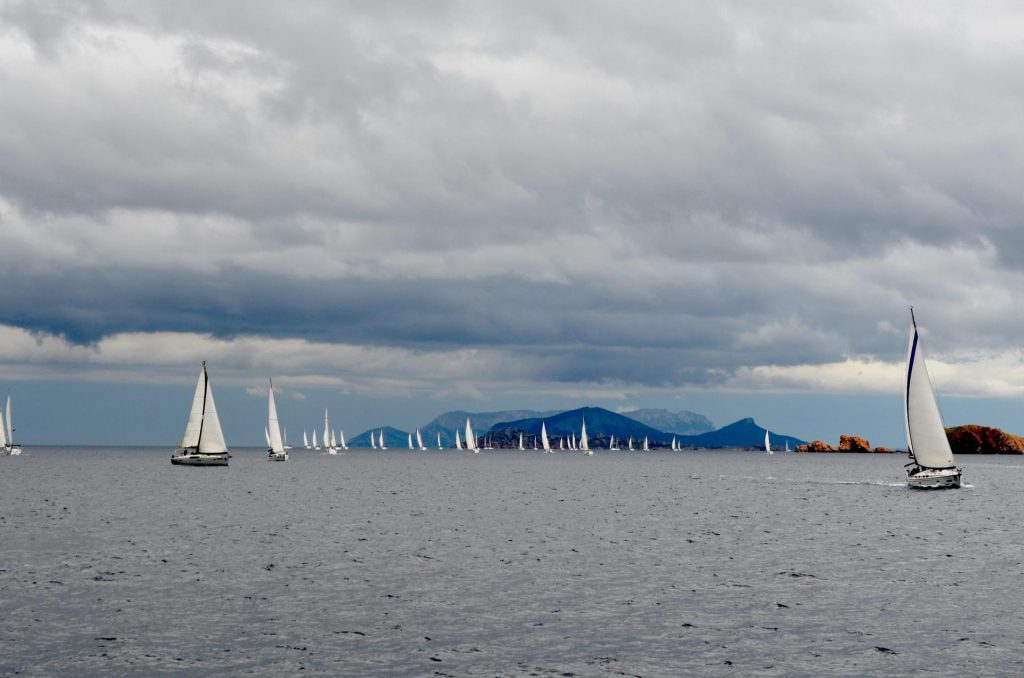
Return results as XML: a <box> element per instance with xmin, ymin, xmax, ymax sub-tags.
<box><xmin>3</xmin><ymin>1</ymin><xmax>1024</xmax><ymax>402</ymax></box>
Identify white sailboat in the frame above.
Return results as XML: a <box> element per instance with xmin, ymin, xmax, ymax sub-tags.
<box><xmin>518</xmin><ymin>432</ymin><xmax>525</xmax><ymax>451</ymax></box>
<box><xmin>3</xmin><ymin>392</ymin><xmax>21</xmax><ymax>455</ymax></box>
<box><xmin>628</xmin><ymin>436</ymin><xmax>634</xmax><ymax>451</ymax></box>
<box><xmin>328</xmin><ymin>428</ymin><xmax>338</xmax><ymax>455</ymax></box>
<box><xmin>764</xmin><ymin>430</ymin><xmax>773</xmax><ymax>455</ymax></box>
<box><xmin>904</xmin><ymin>309</ymin><xmax>961</xmax><ymax>489</ymax></box>
<box><xmin>541</xmin><ymin>421</ymin><xmax>551</xmax><ymax>453</ymax></box>
<box><xmin>437</xmin><ymin>431</ymin><xmax>443</xmax><ymax>450</ymax></box>
<box><xmin>313</xmin><ymin>429</ymin><xmax>321</xmax><ymax>451</ymax></box>
<box><xmin>580</xmin><ymin>417</ymin><xmax>592</xmax><ymax>455</ymax></box>
<box><xmin>408</xmin><ymin>432</ymin><xmax>414</xmax><ymax>449</ymax></box>
<box><xmin>303</xmin><ymin>430</ymin><xmax>310</xmax><ymax>449</ymax></box>
<box><xmin>267</xmin><ymin>378</ymin><xmax>288</xmax><ymax>461</ymax></box>
<box><xmin>323</xmin><ymin>409</ymin><xmax>335</xmax><ymax>453</ymax></box>
<box><xmin>339</xmin><ymin>430</ymin><xmax>348</xmax><ymax>450</ymax></box>
<box><xmin>379</xmin><ymin>429</ymin><xmax>388</xmax><ymax>450</ymax></box>
<box><xmin>671</xmin><ymin>436</ymin><xmax>678</xmax><ymax>451</ymax></box>
<box><xmin>171</xmin><ymin>362</ymin><xmax>229</xmax><ymax>466</ymax></box>
<box><xmin>642</xmin><ymin>436</ymin><xmax>649</xmax><ymax>452</ymax></box>
<box><xmin>417</xmin><ymin>429</ymin><xmax>426</xmax><ymax>451</ymax></box>
<box><xmin>455</xmin><ymin>429</ymin><xmax>463</xmax><ymax>450</ymax></box>
<box><xmin>370</xmin><ymin>430</ymin><xmax>377</xmax><ymax>449</ymax></box>
<box><xmin>465</xmin><ymin>418</ymin><xmax>479</xmax><ymax>453</ymax></box>
<box><xmin>283</xmin><ymin>427</ymin><xmax>292</xmax><ymax>450</ymax></box>
<box><xmin>785</xmin><ymin>440</ymin><xmax>789</xmax><ymax>453</ymax></box>
<box><xmin>570</xmin><ymin>432</ymin><xmax>577</xmax><ymax>450</ymax></box>
<box><xmin>609</xmin><ymin>435</ymin><xmax>619</xmax><ymax>451</ymax></box>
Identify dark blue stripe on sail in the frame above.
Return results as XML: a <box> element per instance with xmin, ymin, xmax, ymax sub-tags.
<box><xmin>906</xmin><ymin>329</ymin><xmax>919</xmax><ymax>460</ymax></box>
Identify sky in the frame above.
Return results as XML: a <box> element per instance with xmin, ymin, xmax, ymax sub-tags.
<box><xmin>4</xmin><ymin>1</ymin><xmax>1024</xmax><ymax>447</ymax></box>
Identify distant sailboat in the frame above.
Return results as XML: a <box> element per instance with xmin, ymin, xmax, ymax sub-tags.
<box><xmin>784</xmin><ymin>440</ymin><xmax>789</xmax><ymax>453</ymax></box>
<box><xmin>518</xmin><ymin>432</ymin><xmax>525</xmax><ymax>451</ymax></box>
<box><xmin>580</xmin><ymin>417</ymin><xmax>592</xmax><ymax>455</ymax></box>
<box><xmin>313</xmin><ymin>429</ymin><xmax>321</xmax><ymax>451</ymax></box>
<box><xmin>267</xmin><ymin>378</ymin><xmax>287</xmax><ymax>461</ymax></box>
<box><xmin>417</xmin><ymin>429</ymin><xmax>426</xmax><ymax>451</ymax></box>
<box><xmin>437</xmin><ymin>431</ymin><xmax>443</xmax><ymax>450</ymax></box>
<box><xmin>370</xmin><ymin>430</ymin><xmax>377</xmax><ymax>449</ymax></box>
<box><xmin>327</xmin><ymin>428</ymin><xmax>338</xmax><ymax>455</ymax></box>
<box><xmin>3</xmin><ymin>392</ymin><xmax>21</xmax><ymax>455</ymax></box>
<box><xmin>323</xmin><ymin>409</ymin><xmax>335</xmax><ymax>453</ymax></box>
<box><xmin>171</xmin><ymin>362</ymin><xmax>229</xmax><ymax>466</ymax></box>
<box><xmin>455</xmin><ymin>429</ymin><xmax>463</xmax><ymax>450</ymax></box>
<box><xmin>303</xmin><ymin>430</ymin><xmax>310</xmax><ymax>449</ymax></box>
<box><xmin>541</xmin><ymin>422</ymin><xmax>551</xmax><ymax>453</ymax></box>
<box><xmin>379</xmin><ymin>429</ymin><xmax>388</xmax><ymax>450</ymax></box>
<box><xmin>609</xmin><ymin>435</ymin><xmax>619</xmax><ymax>451</ymax></box>
<box><xmin>408</xmin><ymin>432</ymin><xmax>414</xmax><ymax>450</ymax></box>
<box><xmin>904</xmin><ymin>309</ymin><xmax>961</xmax><ymax>489</ymax></box>
<box><xmin>339</xmin><ymin>430</ymin><xmax>348</xmax><ymax>450</ymax></box>
<box><xmin>465</xmin><ymin>418</ymin><xmax>479</xmax><ymax>453</ymax></box>
<box><xmin>764</xmin><ymin>430</ymin><xmax>773</xmax><ymax>455</ymax></box>
<box><xmin>628</xmin><ymin>436</ymin><xmax>634</xmax><ymax>451</ymax></box>
<box><xmin>671</xmin><ymin>436</ymin><xmax>678</xmax><ymax>451</ymax></box>
<box><xmin>570</xmin><ymin>432</ymin><xmax>577</xmax><ymax>450</ymax></box>
<box><xmin>283</xmin><ymin>427</ymin><xmax>292</xmax><ymax>450</ymax></box>
<box><xmin>642</xmin><ymin>436</ymin><xmax>649</xmax><ymax>452</ymax></box>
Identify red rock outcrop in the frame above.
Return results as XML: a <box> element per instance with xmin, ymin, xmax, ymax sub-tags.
<box><xmin>794</xmin><ymin>440</ymin><xmax>836</xmax><ymax>453</ymax></box>
<box><xmin>945</xmin><ymin>425</ymin><xmax>1024</xmax><ymax>455</ymax></box>
<box><xmin>838</xmin><ymin>435</ymin><xmax>872</xmax><ymax>453</ymax></box>
<box><xmin>872</xmin><ymin>447</ymin><xmax>896</xmax><ymax>454</ymax></box>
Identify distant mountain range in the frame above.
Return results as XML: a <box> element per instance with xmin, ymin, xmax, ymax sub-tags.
<box><xmin>677</xmin><ymin>417</ymin><xmax>807</xmax><ymax>450</ymax></box>
<box><xmin>492</xmin><ymin>406</ymin><xmax>672</xmax><ymax>444</ymax></box>
<box><xmin>619</xmin><ymin>408</ymin><xmax>715</xmax><ymax>435</ymax></box>
<box><xmin>344</xmin><ymin>408</ymin><xmax>804</xmax><ymax>451</ymax></box>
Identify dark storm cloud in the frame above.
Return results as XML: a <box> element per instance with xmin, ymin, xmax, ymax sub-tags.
<box><xmin>3</xmin><ymin>1</ymin><xmax>1024</xmax><ymax>393</ymax></box>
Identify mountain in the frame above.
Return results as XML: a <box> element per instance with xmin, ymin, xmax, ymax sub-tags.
<box><xmin>421</xmin><ymin>409</ymin><xmax>560</xmax><ymax>447</ymax></box>
<box><xmin>491</xmin><ymin>406</ymin><xmax>672</xmax><ymax>445</ymax></box>
<box><xmin>677</xmin><ymin>418</ymin><xmax>806</xmax><ymax>449</ymax></box>
<box><xmin>621</xmin><ymin>408</ymin><xmax>714</xmax><ymax>435</ymax></box>
<box><xmin>348</xmin><ymin>426</ymin><xmax>410</xmax><ymax>449</ymax></box>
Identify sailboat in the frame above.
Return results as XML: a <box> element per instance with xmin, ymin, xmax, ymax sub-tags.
<box><xmin>303</xmin><ymin>430</ymin><xmax>310</xmax><ymax>449</ymax></box>
<box><xmin>518</xmin><ymin>432</ymin><xmax>525</xmax><ymax>451</ymax></box>
<box><xmin>628</xmin><ymin>436</ymin><xmax>634</xmax><ymax>451</ymax></box>
<box><xmin>171</xmin><ymin>362</ymin><xmax>229</xmax><ymax>466</ymax></box>
<box><xmin>379</xmin><ymin>429</ymin><xmax>388</xmax><ymax>450</ymax></box>
<box><xmin>312</xmin><ymin>429</ymin><xmax>321</xmax><ymax>451</ymax></box>
<box><xmin>580</xmin><ymin>417</ymin><xmax>592</xmax><ymax>455</ymax></box>
<box><xmin>417</xmin><ymin>429</ymin><xmax>426</xmax><ymax>451</ymax></box>
<box><xmin>328</xmin><ymin>429</ymin><xmax>338</xmax><ymax>455</ymax></box>
<box><xmin>904</xmin><ymin>309</ymin><xmax>961</xmax><ymax>489</ymax></box>
<box><xmin>642</xmin><ymin>436</ymin><xmax>649</xmax><ymax>452</ymax></box>
<box><xmin>671</xmin><ymin>437</ymin><xmax>677</xmax><ymax>451</ymax></box>
<box><xmin>541</xmin><ymin>421</ymin><xmax>551</xmax><ymax>453</ymax></box>
<box><xmin>784</xmin><ymin>440</ymin><xmax>789</xmax><ymax>453</ymax></box>
<box><xmin>455</xmin><ymin>429</ymin><xmax>463</xmax><ymax>450</ymax></box>
<box><xmin>764</xmin><ymin>430</ymin><xmax>773</xmax><ymax>455</ymax></box>
<box><xmin>465</xmin><ymin>418</ymin><xmax>479</xmax><ymax>453</ymax></box>
<box><xmin>339</xmin><ymin>430</ymin><xmax>348</xmax><ymax>450</ymax></box>
<box><xmin>408</xmin><ymin>432</ymin><xmax>414</xmax><ymax>449</ymax></box>
<box><xmin>3</xmin><ymin>392</ymin><xmax>21</xmax><ymax>455</ymax></box>
<box><xmin>437</xmin><ymin>431</ymin><xmax>443</xmax><ymax>450</ymax></box>
<box><xmin>267</xmin><ymin>379</ymin><xmax>288</xmax><ymax>461</ymax></box>
<box><xmin>609</xmin><ymin>435</ymin><xmax>619</xmax><ymax>451</ymax></box>
<box><xmin>323</xmin><ymin>410</ymin><xmax>335</xmax><ymax>453</ymax></box>
<box><xmin>370</xmin><ymin>430</ymin><xmax>378</xmax><ymax>449</ymax></box>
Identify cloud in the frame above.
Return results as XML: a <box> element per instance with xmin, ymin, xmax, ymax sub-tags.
<box><xmin>3</xmin><ymin>1</ymin><xmax>1024</xmax><ymax>402</ymax></box>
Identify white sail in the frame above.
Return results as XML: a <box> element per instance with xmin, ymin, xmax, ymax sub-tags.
<box><xmin>437</xmin><ymin>431</ymin><xmax>443</xmax><ymax>450</ymax></box>
<box><xmin>324</xmin><ymin>409</ymin><xmax>331</xmax><ymax>448</ymax></box>
<box><xmin>0</xmin><ymin>395</ymin><xmax>7</xmax><ymax>447</ymax></box>
<box><xmin>303</xmin><ymin>430</ymin><xmax>310</xmax><ymax>449</ymax></box>
<box><xmin>609</xmin><ymin>435</ymin><xmax>616</xmax><ymax>450</ymax></box>
<box><xmin>455</xmin><ymin>429</ymin><xmax>463</xmax><ymax>450</ymax></box>
<box><xmin>642</xmin><ymin>436</ymin><xmax>649</xmax><ymax>452</ymax></box>
<box><xmin>465</xmin><ymin>418</ymin><xmax>478</xmax><ymax>451</ymax></box>
<box><xmin>313</xmin><ymin>429</ymin><xmax>319</xmax><ymax>448</ymax></box>
<box><xmin>905</xmin><ymin>312</ymin><xmax>956</xmax><ymax>469</ymax></box>
<box><xmin>5</xmin><ymin>393</ymin><xmax>13</xmax><ymax>447</ymax></box>
<box><xmin>340</xmin><ymin>430</ymin><xmax>347</xmax><ymax>449</ymax></box>
<box><xmin>196</xmin><ymin>371</ymin><xmax>228</xmax><ymax>454</ymax></box>
<box><xmin>519</xmin><ymin>432</ymin><xmax>524</xmax><ymax>450</ymax></box>
<box><xmin>370</xmin><ymin>430</ymin><xmax>377</xmax><ymax>449</ymax></box>
<box><xmin>408</xmin><ymin>432</ymin><xmax>414</xmax><ymax>449</ymax></box>
<box><xmin>417</xmin><ymin>429</ymin><xmax>425</xmax><ymax>450</ymax></box>
<box><xmin>380</xmin><ymin>430</ymin><xmax>387</xmax><ymax>449</ymax></box>
<box><xmin>179</xmin><ymin>366</ymin><xmax>207</xmax><ymax>448</ymax></box>
<box><xmin>267</xmin><ymin>380</ymin><xmax>285</xmax><ymax>453</ymax></box>
<box><xmin>580</xmin><ymin>418</ymin><xmax>589</xmax><ymax>451</ymax></box>
<box><xmin>628</xmin><ymin>436</ymin><xmax>633</xmax><ymax>451</ymax></box>
<box><xmin>764</xmin><ymin>429</ymin><xmax>772</xmax><ymax>454</ymax></box>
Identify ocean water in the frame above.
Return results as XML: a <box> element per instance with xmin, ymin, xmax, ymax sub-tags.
<box><xmin>2</xmin><ymin>447</ymin><xmax>1023</xmax><ymax>676</ymax></box>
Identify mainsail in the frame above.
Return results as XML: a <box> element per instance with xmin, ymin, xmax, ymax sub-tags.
<box><xmin>267</xmin><ymin>380</ymin><xmax>284</xmax><ymax>453</ymax></box>
<box><xmin>465</xmin><ymin>418</ymin><xmax>478</xmax><ymax>451</ymax></box>
<box><xmin>905</xmin><ymin>311</ymin><xmax>956</xmax><ymax>469</ymax></box>
<box><xmin>541</xmin><ymin>422</ymin><xmax>550</xmax><ymax>451</ymax></box>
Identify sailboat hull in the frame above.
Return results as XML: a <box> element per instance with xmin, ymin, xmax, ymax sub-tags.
<box><xmin>906</xmin><ymin>467</ymin><xmax>961</xmax><ymax>489</ymax></box>
<box><xmin>171</xmin><ymin>449</ymin><xmax>229</xmax><ymax>466</ymax></box>
<box><xmin>5</xmin><ymin>445</ymin><xmax>22</xmax><ymax>456</ymax></box>
<box><xmin>268</xmin><ymin>450</ymin><xmax>288</xmax><ymax>461</ymax></box>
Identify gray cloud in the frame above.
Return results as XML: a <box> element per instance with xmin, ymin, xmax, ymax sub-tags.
<box><xmin>3</xmin><ymin>1</ymin><xmax>1024</xmax><ymax>396</ymax></box>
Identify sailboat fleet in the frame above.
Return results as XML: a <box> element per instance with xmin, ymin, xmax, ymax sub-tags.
<box><xmin>8</xmin><ymin>309</ymin><xmax>946</xmax><ymax>489</ymax></box>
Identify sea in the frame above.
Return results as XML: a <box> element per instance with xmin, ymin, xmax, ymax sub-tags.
<box><xmin>2</xmin><ymin>447</ymin><xmax>1023</xmax><ymax>677</ymax></box>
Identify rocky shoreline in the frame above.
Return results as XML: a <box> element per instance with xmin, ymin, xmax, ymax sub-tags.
<box><xmin>795</xmin><ymin>425</ymin><xmax>1024</xmax><ymax>455</ymax></box>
